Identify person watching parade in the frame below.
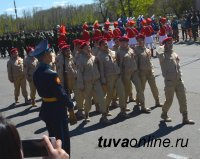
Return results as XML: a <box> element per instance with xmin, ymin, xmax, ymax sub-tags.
<box><xmin>7</xmin><ymin>48</ymin><xmax>29</xmax><ymax>105</ymax></box>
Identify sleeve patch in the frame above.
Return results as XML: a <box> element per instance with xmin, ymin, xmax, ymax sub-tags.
<box><xmin>55</xmin><ymin>77</ymin><xmax>61</xmax><ymax>84</ymax></box>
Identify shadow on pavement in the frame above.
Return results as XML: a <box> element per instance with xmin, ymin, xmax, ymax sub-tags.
<box><xmin>69</xmin><ymin>105</ymin><xmax>142</xmax><ymax>137</ymax></box>
<box><xmin>34</xmin><ymin>127</ymin><xmax>47</xmax><ymax>134</ymax></box>
<box><xmin>136</xmin><ymin>121</ymin><xmax>184</xmax><ymax>148</ymax></box>
<box><xmin>6</xmin><ymin>106</ymin><xmax>40</xmax><ymax>119</ymax></box>
<box><xmin>16</xmin><ymin>116</ymin><xmax>41</xmax><ymax>128</ymax></box>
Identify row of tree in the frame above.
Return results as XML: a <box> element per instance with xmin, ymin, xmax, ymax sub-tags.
<box><xmin>0</xmin><ymin>0</ymin><xmax>195</xmax><ymax>35</ymax></box>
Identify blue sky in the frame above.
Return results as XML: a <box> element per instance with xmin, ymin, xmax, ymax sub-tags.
<box><xmin>0</xmin><ymin>0</ymin><xmax>94</xmax><ymax>17</ymax></box>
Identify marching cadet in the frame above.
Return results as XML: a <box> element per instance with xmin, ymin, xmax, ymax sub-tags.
<box><xmin>81</xmin><ymin>22</ymin><xmax>90</xmax><ymax>42</ymax></box>
<box><xmin>31</xmin><ymin>40</ymin><xmax>77</xmax><ymax>156</ymax></box>
<box><xmin>24</xmin><ymin>46</ymin><xmax>38</xmax><ymax>106</ymax></box>
<box><xmin>140</xmin><ymin>19</ymin><xmax>155</xmax><ymax>57</ymax></box>
<box><xmin>91</xmin><ymin>37</ymin><xmax>101</xmax><ymax>56</ymax></box>
<box><xmin>103</xmin><ymin>20</ymin><xmax>114</xmax><ymax>49</ymax></box>
<box><xmin>77</xmin><ymin>41</ymin><xmax>110</xmax><ymax>124</ymax></box>
<box><xmin>156</xmin><ymin>37</ymin><xmax>194</xmax><ymax>124</ymax></box>
<box><xmin>135</xmin><ymin>34</ymin><xmax>162</xmax><ymax>107</ymax></box>
<box><xmin>97</xmin><ymin>38</ymin><xmax>128</xmax><ymax>117</ymax></box>
<box><xmin>117</xmin><ymin>36</ymin><xmax>150</xmax><ymax>113</ymax></box>
<box><xmin>7</xmin><ymin>48</ymin><xmax>29</xmax><ymax>104</ymax></box>
<box><xmin>158</xmin><ymin>17</ymin><xmax>168</xmax><ymax>45</ymax></box>
<box><xmin>92</xmin><ymin>20</ymin><xmax>102</xmax><ymax>38</ymax></box>
<box><xmin>112</xmin><ymin>36</ymin><xmax>120</xmax><ymax>52</ymax></box>
<box><xmin>126</xmin><ymin>20</ymin><xmax>138</xmax><ymax>48</ymax></box>
<box><xmin>55</xmin><ymin>44</ymin><xmax>77</xmax><ymax>92</ymax></box>
<box><xmin>72</xmin><ymin>39</ymin><xmax>85</xmax><ymax>116</ymax></box>
<box><xmin>113</xmin><ymin>21</ymin><xmax>122</xmax><ymax>37</ymax></box>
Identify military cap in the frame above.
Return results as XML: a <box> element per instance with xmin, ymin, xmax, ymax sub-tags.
<box><xmin>146</xmin><ymin>18</ymin><xmax>152</xmax><ymax>25</ymax></box>
<box><xmin>61</xmin><ymin>44</ymin><xmax>70</xmax><ymax>50</ymax></box>
<box><xmin>30</xmin><ymin>39</ymin><xmax>52</xmax><ymax>58</ymax></box>
<box><xmin>58</xmin><ymin>42</ymin><xmax>67</xmax><ymax>49</ymax></box>
<box><xmin>162</xmin><ymin>37</ymin><xmax>173</xmax><ymax>45</ymax></box>
<box><xmin>141</xmin><ymin>19</ymin><xmax>147</xmax><ymax>26</ymax></box>
<box><xmin>113</xmin><ymin>21</ymin><xmax>118</xmax><ymax>27</ymax></box>
<box><xmin>80</xmin><ymin>41</ymin><xmax>90</xmax><ymax>49</ymax></box>
<box><xmin>160</xmin><ymin>17</ymin><xmax>167</xmax><ymax>24</ymax></box>
<box><xmin>136</xmin><ymin>34</ymin><xmax>145</xmax><ymax>40</ymax></box>
<box><xmin>10</xmin><ymin>48</ymin><xmax>18</xmax><ymax>54</ymax></box>
<box><xmin>119</xmin><ymin>36</ymin><xmax>129</xmax><ymax>42</ymax></box>
<box><xmin>26</xmin><ymin>46</ymin><xmax>34</xmax><ymax>54</ymax></box>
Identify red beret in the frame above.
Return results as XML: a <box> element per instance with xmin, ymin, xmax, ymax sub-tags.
<box><xmin>127</xmin><ymin>20</ymin><xmax>135</xmax><ymax>26</ymax></box>
<box><xmin>80</xmin><ymin>41</ymin><xmax>90</xmax><ymax>49</ymax></box>
<box><xmin>10</xmin><ymin>48</ymin><xmax>18</xmax><ymax>54</ymax></box>
<box><xmin>160</xmin><ymin>17</ymin><xmax>167</xmax><ymax>24</ymax></box>
<box><xmin>136</xmin><ymin>34</ymin><xmax>145</xmax><ymax>40</ymax></box>
<box><xmin>61</xmin><ymin>44</ymin><xmax>70</xmax><ymax>50</ymax></box>
<box><xmin>119</xmin><ymin>36</ymin><xmax>129</xmax><ymax>42</ymax></box>
<box><xmin>58</xmin><ymin>42</ymin><xmax>67</xmax><ymax>49</ymax></box>
<box><xmin>26</xmin><ymin>46</ymin><xmax>34</xmax><ymax>54</ymax></box>
<box><xmin>146</xmin><ymin>18</ymin><xmax>152</xmax><ymax>25</ymax></box>
<box><xmin>93</xmin><ymin>21</ymin><xmax>99</xmax><ymax>29</ymax></box>
<box><xmin>162</xmin><ymin>37</ymin><xmax>173</xmax><ymax>45</ymax></box>
<box><xmin>141</xmin><ymin>20</ymin><xmax>147</xmax><ymax>26</ymax></box>
<box><xmin>83</xmin><ymin>22</ymin><xmax>88</xmax><ymax>30</ymax></box>
<box><xmin>114</xmin><ymin>21</ymin><xmax>118</xmax><ymax>27</ymax></box>
<box><xmin>73</xmin><ymin>39</ymin><xmax>82</xmax><ymax>45</ymax></box>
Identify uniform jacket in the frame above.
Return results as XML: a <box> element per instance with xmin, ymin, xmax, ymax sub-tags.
<box><xmin>77</xmin><ymin>53</ymin><xmax>100</xmax><ymax>89</ymax></box>
<box><xmin>126</xmin><ymin>27</ymin><xmax>139</xmax><ymax>38</ymax></box>
<box><xmin>7</xmin><ymin>57</ymin><xmax>25</xmax><ymax>82</ymax></box>
<box><xmin>117</xmin><ymin>47</ymin><xmax>138</xmax><ymax>74</ymax></box>
<box><xmin>135</xmin><ymin>46</ymin><xmax>153</xmax><ymax>71</ymax></box>
<box><xmin>157</xmin><ymin>48</ymin><xmax>182</xmax><ymax>81</ymax></box>
<box><xmin>113</xmin><ymin>28</ymin><xmax>122</xmax><ymax>37</ymax></box>
<box><xmin>97</xmin><ymin>49</ymin><xmax>120</xmax><ymax>83</ymax></box>
<box><xmin>24</xmin><ymin>56</ymin><xmax>38</xmax><ymax>82</ymax></box>
<box><xmin>33</xmin><ymin>62</ymin><xmax>74</xmax><ymax>122</ymax></box>
<box><xmin>55</xmin><ymin>53</ymin><xmax>77</xmax><ymax>87</ymax></box>
<box><xmin>140</xmin><ymin>25</ymin><xmax>154</xmax><ymax>37</ymax></box>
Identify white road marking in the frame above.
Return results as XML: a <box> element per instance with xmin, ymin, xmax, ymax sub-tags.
<box><xmin>167</xmin><ymin>153</ymin><xmax>188</xmax><ymax>159</ymax></box>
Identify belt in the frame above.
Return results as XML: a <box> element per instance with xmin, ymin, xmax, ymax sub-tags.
<box><xmin>42</xmin><ymin>97</ymin><xmax>57</xmax><ymax>102</ymax></box>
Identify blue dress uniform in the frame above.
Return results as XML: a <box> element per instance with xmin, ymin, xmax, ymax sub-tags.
<box><xmin>31</xmin><ymin>40</ymin><xmax>74</xmax><ymax>156</ymax></box>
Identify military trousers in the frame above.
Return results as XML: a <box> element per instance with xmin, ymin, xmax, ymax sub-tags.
<box><xmin>83</xmin><ymin>80</ymin><xmax>106</xmax><ymax>114</ymax></box>
<box><xmin>45</xmin><ymin>118</ymin><xmax>70</xmax><ymax>157</ymax></box>
<box><xmin>163</xmin><ymin>79</ymin><xmax>188</xmax><ymax>114</ymax></box>
<box><xmin>75</xmin><ymin>81</ymin><xmax>84</xmax><ymax>111</ymax></box>
<box><xmin>13</xmin><ymin>75</ymin><xmax>28</xmax><ymax>99</ymax></box>
<box><xmin>28</xmin><ymin>81</ymin><xmax>36</xmax><ymax>100</ymax></box>
<box><xmin>139</xmin><ymin>70</ymin><xmax>159</xmax><ymax>103</ymax></box>
<box><xmin>105</xmin><ymin>75</ymin><xmax>126</xmax><ymax>109</ymax></box>
<box><xmin>122</xmin><ymin>71</ymin><xmax>145</xmax><ymax>106</ymax></box>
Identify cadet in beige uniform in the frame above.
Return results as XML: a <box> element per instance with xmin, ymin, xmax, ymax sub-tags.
<box><xmin>7</xmin><ymin>48</ymin><xmax>29</xmax><ymax>104</ymax></box>
<box><xmin>77</xmin><ymin>41</ymin><xmax>110</xmax><ymax>124</ymax></box>
<box><xmin>157</xmin><ymin>37</ymin><xmax>194</xmax><ymax>124</ymax></box>
<box><xmin>113</xmin><ymin>36</ymin><xmax>135</xmax><ymax>103</ymax></box>
<box><xmin>117</xmin><ymin>37</ymin><xmax>150</xmax><ymax>113</ymax></box>
<box><xmin>135</xmin><ymin>34</ymin><xmax>162</xmax><ymax>107</ymax></box>
<box><xmin>24</xmin><ymin>47</ymin><xmax>38</xmax><ymax>106</ymax></box>
<box><xmin>97</xmin><ymin>38</ymin><xmax>128</xmax><ymax>117</ymax></box>
<box><xmin>55</xmin><ymin>44</ymin><xmax>77</xmax><ymax>92</ymax></box>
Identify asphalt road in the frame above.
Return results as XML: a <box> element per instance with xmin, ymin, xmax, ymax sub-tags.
<box><xmin>0</xmin><ymin>42</ymin><xmax>200</xmax><ymax>159</ymax></box>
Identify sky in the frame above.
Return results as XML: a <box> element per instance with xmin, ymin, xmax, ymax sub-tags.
<box><xmin>0</xmin><ymin>0</ymin><xmax>94</xmax><ymax>17</ymax></box>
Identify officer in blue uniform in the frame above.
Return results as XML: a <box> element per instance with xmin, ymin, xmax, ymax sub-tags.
<box><xmin>31</xmin><ymin>40</ymin><xmax>77</xmax><ymax>157</ymax></box>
